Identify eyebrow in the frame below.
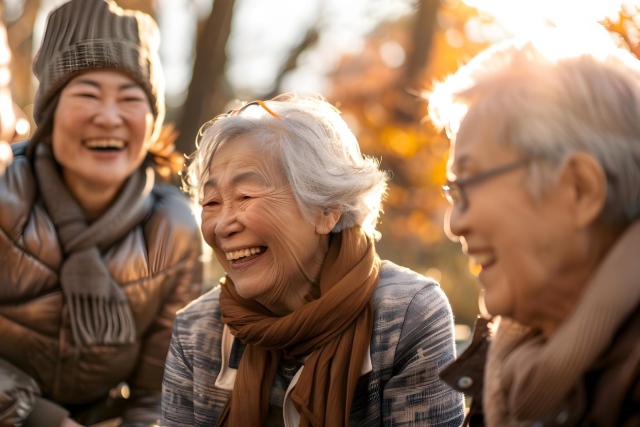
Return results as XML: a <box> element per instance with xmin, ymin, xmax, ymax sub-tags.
<box><xmin>70</xmin><ymin>79</ymin><xmax>141</xmax><ymax>91</ymax></box>
<box><xmin>450</xmin><ymin>154</ymin><xmax>471</xmax><ymax>173</ymax></box>
<box><xmin>446</xmin><ymin>154</ymin><xmax>470</xmax><ymax>182</ymax></box>
<box><xmin>203</xmin><ymin>171</ymin><xmax>268</xmax><ymax>191</ymax></box>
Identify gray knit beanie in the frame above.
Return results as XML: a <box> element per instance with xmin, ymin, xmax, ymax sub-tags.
<box><xmin>33</xmin><ymin>0</ymin><xmax>165</xmax><ymax>138</ymax></box>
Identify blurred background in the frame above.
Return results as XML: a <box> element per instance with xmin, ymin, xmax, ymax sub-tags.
<box><xmin>3</xmin><ymin>0</ymin><xmax>640</xmax><ymax>350</ymax></box>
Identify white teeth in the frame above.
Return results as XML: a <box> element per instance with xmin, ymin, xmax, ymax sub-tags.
<box><xmin>225</xmin><ymin>246</ymin><xmax>262</xmax><ymax>261</ymax></box>
<box><xmin>85</xmin><ymin>138</ymin><xmax>125</xmax><ymax>149</ymax></box>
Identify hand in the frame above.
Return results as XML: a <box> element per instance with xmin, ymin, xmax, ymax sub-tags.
<box><xmin>60</xmin><ymin>417</ymin><xmax>85</xmax><ymax>427</ymax></box>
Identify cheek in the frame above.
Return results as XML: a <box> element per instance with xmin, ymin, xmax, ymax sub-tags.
<box><xmin>200</xmin><ymin>211</ymin><xmax>217</xmax><ymax>247</ymax></box>
<box><xmin>497</xmin><ymin>231</ymin><xmax>543</xmax><ymax>290</ymax></box>
<box><xmin>50</xmin><ymin>139</ymin><xmax>66</xmax><ymax>161</ymax></box>
<box><xmin>51</xmin><ymin>105</ymin><xmax>89</xmax><ymax>156</ymax></box>
<box><xmin>54</xmin><ymin>101</ymin><xmax>90</xmax><ymax>128</ymax></box>
<box><xmin>245</xmin><ymin>210</ymin><xmax>286</xmax><ymax>248</ymax></box>
<box><xmin>262</xmin><ymin>208</ymin><xmax>296</xmax><ymax>231</ymax></box>
<box><xmin>51</xmin><ymin>117</ymin><xmax>70</xmax><ymax>147</ymax></box>
<box><xmin>121</xmin><ymin>110</ymin><xmax>154</xmax><ymax>153</ymax></box>
<box><xmin>496</xmin><ymin>228</ymin><xmax>561</xmax><ymax>317</ymax></box>
<box><xmin>138</xmin><ymin>112</ymin><xmax>155</xmax><ymax>142</ymax></box>
<box><xmin>504</xmin><ymin>212</ymin><xmax>562</xmax><ymax>269</ymax></box>
<box><xmin>255</xmin><ymin>200</ymin><xmax>311</xmax><ymax>246</ymax></box>
<box><xmin>51</xmin><ymin>130</ymin><xmax>74</xmax><ymax>167</ymax></box>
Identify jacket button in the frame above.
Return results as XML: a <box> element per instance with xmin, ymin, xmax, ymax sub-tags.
<box><xmin>457</xmin><ymin>376</ymin><xmax>473</xmax><ymax>389</ymax></box>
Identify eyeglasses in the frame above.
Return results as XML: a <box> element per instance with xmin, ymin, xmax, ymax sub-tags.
<box><xmin>226</xmin><ymin>100</ymin><xmax>281</xmax><ymax>119</ymax></box>
<box><xmin>442</xmin><ymin>158</ymin><xmax>530</xmax><ymax>211</ymax></box>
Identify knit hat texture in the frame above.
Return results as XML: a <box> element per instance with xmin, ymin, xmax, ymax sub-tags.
<box><xmin>33</xmin><ymin>0</ymin><xmax>165</xmax><ymax>135</ymax></box>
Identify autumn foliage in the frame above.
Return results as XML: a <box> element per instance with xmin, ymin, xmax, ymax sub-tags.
<box><xmin>5</xmin><ymin>0</ymin><xmax>640</xmax><ymax>326</ymax></box>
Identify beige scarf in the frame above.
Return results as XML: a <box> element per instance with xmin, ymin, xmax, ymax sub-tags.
<box><xmin>34</xmin><ymin>142</ymin><xmax>154</xmax><ymax>346</ymax></box>
<box><xmin>216</xmin><ymin>226</ymin><xmax>381</xmax><ymax>427</ymax></box>
<box><xmin>484</xmin><ymin>220</ymin><xmax>640</xmax><ymax>426</ymax></box>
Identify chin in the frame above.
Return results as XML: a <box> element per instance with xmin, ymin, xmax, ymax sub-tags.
<box><xmin>77</xmin><ymin>168</ymin><xmax>128</xmax><ymax>184</ymax></box>
<box><xmin>482</xmin><ymin>295</ymin><xmax>512</xmax><ymax>319</ymax></box>
<box><xmin>232</xmin><ymin>280</ymin><xmax>261</xmax><ymax>300</ymax></box>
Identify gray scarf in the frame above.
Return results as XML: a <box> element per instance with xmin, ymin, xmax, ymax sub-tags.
<box><xmin>34</xmin><ymin>143</ymin><xmax>154</xmax><ymax>346</ymax></box>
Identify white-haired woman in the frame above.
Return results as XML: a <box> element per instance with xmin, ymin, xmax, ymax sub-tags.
<box><xmin>429</xmin><ymin>30</ymin><xmax>640</xmax><ymax>426</ymax></box>
<box><xmin>161</xmin><ymin>94</ymin><xmax>464</xmax><ymax>427</ymax></box>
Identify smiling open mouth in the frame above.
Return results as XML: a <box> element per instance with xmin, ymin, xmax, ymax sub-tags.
<box><xmin>84</xmin><ymin>139</ymin><xmax>126</xmax><ymax>151</ymax></box>
<box><xmin>226</xmin><ymin>246</ymin><xmax>268</xmax><ymax>264</ymax></box>
<box><xmin>470</xmin><ymin>253</ymin><xmax>496</xmax><ymax>269</ymax></box>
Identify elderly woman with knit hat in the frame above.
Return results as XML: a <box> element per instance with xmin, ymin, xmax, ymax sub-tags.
<box><xmin>430</xmin><ymin>31</ymin><xmax>640</xmax><ymax>426</ymax></box>
<box><xmin>161</xmin><ymin>94</ymin><xmax>464</xmax><ymax>427</ymax></box>
<box><xmin>0</xmin><ymin>1</ymin><xmax>202</xmax><ymax>426</ymax></box>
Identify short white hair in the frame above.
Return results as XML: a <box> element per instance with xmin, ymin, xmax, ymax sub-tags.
<box><xmin>186</xmin><ymin>93</ymin><xmax>389</xmax><ymax>238</ymax></box>
<box><xmin>428</xmin><ymin>29</ymin><xmax>640</xmax><ymax>226</ymax></box>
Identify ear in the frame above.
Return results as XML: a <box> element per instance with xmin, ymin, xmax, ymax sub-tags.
<box><xmin>561</xmin><ymin>152</ymin><xmax>607</xmax><ymax>229</ymax></box>
<box><xmin>315</xmin><ymin>209</ymin><xmax>341</xmax><ymax>235</ymax></box>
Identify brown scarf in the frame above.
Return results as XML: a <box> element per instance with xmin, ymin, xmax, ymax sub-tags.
<box><xmin>34</xmin><ymin>142</ymin><xmax>155</xmax><ymax>346</ymax></box>
<box><xmin>216</xmin><ymin>226</ymin><xmax>380</xmax><ymax>427</ymax></box>
<box><xmin>483</xmin><ymin>220</ymin><xmax>640</xmax><ymax>426</ymax></box>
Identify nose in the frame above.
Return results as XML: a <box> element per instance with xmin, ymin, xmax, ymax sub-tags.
<box><xmin>214</xmin><ymin>204</ymin><xmax>243</xmax><ymax>239</ymax></box>
<box><xmin>444</xmin><ymin>205</ymin><xmax>465</xmax><ymax>242</ymax></box>
<box><xmin>93</xmin><ymin>100</ymin><xmax>123</xmax><ymax>128</ymax></box>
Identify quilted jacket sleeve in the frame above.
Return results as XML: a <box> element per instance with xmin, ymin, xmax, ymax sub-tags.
<box><xmin>119</xmin><ymin>187</ymin><xmax>203</xmax><ymax>427</ymax></box>
<box><xmin>0</xmin><ymin>357</ymin><xmax>69</xmax><ymax>427</ymax></box>
<box><xmin>120</xmin><ymin>256</ymin><xmax>202</xmax><ymax>427</ymax></box>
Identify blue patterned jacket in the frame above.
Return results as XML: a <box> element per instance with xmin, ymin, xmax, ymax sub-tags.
<box><xmin>161</xmin><ymin>260</ymin><xmax>465</xmax><ymax>426</ymax></box>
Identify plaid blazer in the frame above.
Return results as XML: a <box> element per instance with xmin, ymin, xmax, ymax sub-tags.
<box><xmin>161</xmin><ymin>260</ymin><xmax>465</xmax><ymax>426</ymax></box>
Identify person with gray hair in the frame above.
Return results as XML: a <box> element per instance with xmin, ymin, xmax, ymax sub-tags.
<box><xmin>161</xmin><ymin>93</ymin><xmax>464</xmax><ymax>427</ymax></box>
<box><xmin>428</xmin><ymin>29</ymin><xmax>640</xmax><ymax>426</ymax></box>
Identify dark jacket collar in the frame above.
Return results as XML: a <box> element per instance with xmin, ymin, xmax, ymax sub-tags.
<box><xmin>440</xmin><ymin>317</ymin><xmax>491</xmax><ymax>427</ymax></box>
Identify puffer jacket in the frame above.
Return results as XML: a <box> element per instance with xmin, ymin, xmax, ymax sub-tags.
<box><xmin>0</xmin><ymin>142</ymin><xmax>203</xmax><ymax>427</ymax></box>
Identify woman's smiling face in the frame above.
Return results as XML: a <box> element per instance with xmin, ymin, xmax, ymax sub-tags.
<box><xmin>52</xmin><ymin>70</ymin><xmax>154</xmax><ymax>193</ymax></box>
<box><xmin>200</xmin><ymin>135</ymin><xmax>335</xmax><ymax>314</ymax></box>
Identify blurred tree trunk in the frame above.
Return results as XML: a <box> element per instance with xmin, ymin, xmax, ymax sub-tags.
<box><xmin>393</xmin><ymin>0</ymin><xmax>440</xmax><ymax>123</ymax></box>
<box><xmin>5</xmin><ymin>0</ymin><xmax>41</xmax><ymax>109</ymax></box>
<box><xmin>405</xmin><ymin>0</ymin><xmax>440</xmax><ymax>85</ymax></box>
<box><xmin>261</xmin><ymin>27</ymin><xmax>319</xmax><ymax>100</ymax></box>
<box><xmin>175</xmin><ymin>0</ymin><xmax>235</xmax><ymax>156</ymax></box>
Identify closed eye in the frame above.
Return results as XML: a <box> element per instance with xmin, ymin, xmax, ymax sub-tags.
<box><xmin>121</xmin><ymin>96</ymin><xmax>146</xmax><ymax>103</ymax></box>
